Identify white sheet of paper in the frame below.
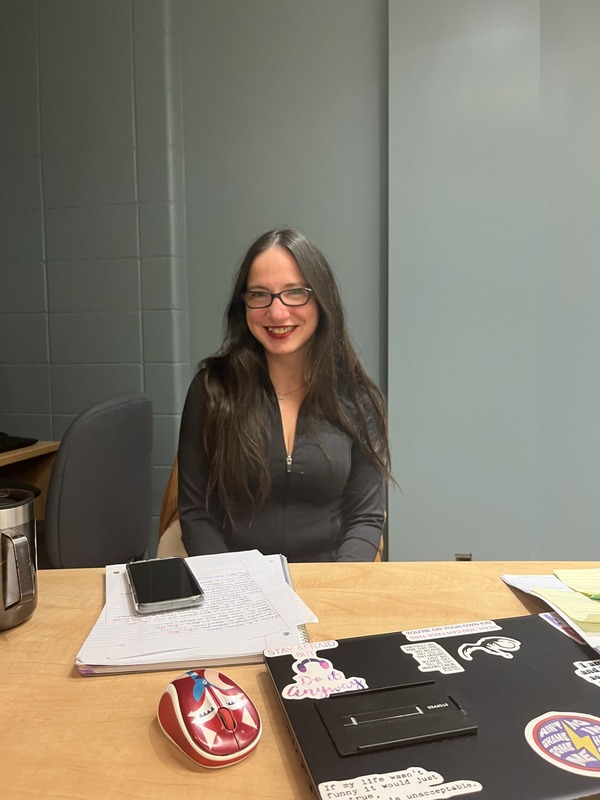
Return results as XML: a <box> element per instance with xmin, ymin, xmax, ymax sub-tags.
<box><xmin>77</xmin><ymin>603</ymin><xmax>308</xmax><ymax>669</ymax></box>
<box><xmin>104</xmin><ymin>550</ymin><xmax>316</xmax><ymax>659</ymax></box>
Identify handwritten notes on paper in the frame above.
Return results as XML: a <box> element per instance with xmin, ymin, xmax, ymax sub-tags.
<box><xmin>107</xmin><ymin>563</ymin><xmax>293</xmax><ymax>658</ymax></box>
<box><xmin>107</xmin><ymin>551</ymin><xmax>316</xmax><ymax>658</ymax></box>
<box><xmin>76</xmin><ymin>550</ymin><xmax>317</xmax><ymax>673</ymax></box>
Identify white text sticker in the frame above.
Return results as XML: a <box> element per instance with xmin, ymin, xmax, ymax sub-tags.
<box><xmin>319</xmin><ymin>767</ymin><xmax>482</xmax><ymax>800</ymax></box>
<box><xmin>401</xmin><ymin>642</ymin><xmax>464</xmax><ymax>674</ymax></box>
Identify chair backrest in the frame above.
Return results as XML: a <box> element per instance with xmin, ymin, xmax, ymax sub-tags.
<box><xmin>158</xmin><ymin>456</ymin><xmax>179</xmax><ymax>538</ymax></box>
<box><xmin>42</xmin><ymin>392</ymin><xmax>153</xmax><ymax>568</ymax></box>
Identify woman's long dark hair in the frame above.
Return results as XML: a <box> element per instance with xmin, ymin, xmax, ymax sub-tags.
<box><xmin>198</xmin><ymin>228</ymin><xmax>392</xmax><ymax>522</ymax></box>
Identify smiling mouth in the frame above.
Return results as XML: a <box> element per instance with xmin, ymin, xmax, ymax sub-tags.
<box><xmin>266</xmin><ymin>326</ymin><xmax>295</xmax><ymax>335</ymax></box>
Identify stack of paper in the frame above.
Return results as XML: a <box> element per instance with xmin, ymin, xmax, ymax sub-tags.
<box><xmin>501</xmin><ymin>569</ymin><xmax>600</xmax><ymax>654</ymax></box>
<box><xmin>76</xmin><ymin>550</ymin><xmax>317</xmax><ymax>675</ymax></box>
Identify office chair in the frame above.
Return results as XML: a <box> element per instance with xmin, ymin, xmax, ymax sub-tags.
<box><xmin>38</xmin><ymin>392</ymin><xmax>153</xmax><ymax>569</ymax></box>
<box><xmin>157</xmin><ymin>456</ymin><xmax>186</xmax><ymax>557</ymax></box>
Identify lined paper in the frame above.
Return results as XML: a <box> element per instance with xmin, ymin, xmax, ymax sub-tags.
<box><xmin>76</xmin><ymin>550</ymin><xmax>316</xmax><ymax>674</ymax></box>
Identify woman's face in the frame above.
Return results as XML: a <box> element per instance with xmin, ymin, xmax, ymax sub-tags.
<box><xmin>245</xmin><ymin>245</ymin><xmax>319</xmax><ymax>363</ymax></box>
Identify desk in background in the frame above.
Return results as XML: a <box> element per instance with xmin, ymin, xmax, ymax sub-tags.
<box><xmin>0</xmin><ymin>440</ymin><xmax>59</xmax><ymax>518</ymax></box>
<box><xmin>1</xmin><ymin>561</ymin><xmax>597</xmax><ymax>800</ymax></box>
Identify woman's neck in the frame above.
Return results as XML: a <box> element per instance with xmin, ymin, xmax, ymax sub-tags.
<box><xmin>266</xmin><ymin>353</ymin><xmax>307</xmax><ymax>396</ymax></box>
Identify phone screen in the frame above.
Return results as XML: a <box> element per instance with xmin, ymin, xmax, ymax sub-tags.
<box><xmin>126</xmin><ymin>558</ymin><xmax>203</xmax><ymax>611</ymax></box>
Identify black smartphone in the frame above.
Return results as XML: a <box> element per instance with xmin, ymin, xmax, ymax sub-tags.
<box><xmin>125</xmin><ymin>557</ymin><xmax>204</xmax><ymax>614</ymax></box>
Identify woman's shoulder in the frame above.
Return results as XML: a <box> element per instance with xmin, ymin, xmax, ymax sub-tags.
<box><xmin>334</xmin><ymin>382</ymin><xmax>387</xmax><ymax>445</ymax></box>
<box><xmin>185</xmin><ymin>359</ymin><xmax>222</xmax><ymax>404</ymax></box>
<box><xmin>189</xmin><ymin>354</ymin><xmax>273</xmax><ymax>410</ymax></box>
<box><xmin>190</xmin><ymin>355</ymin><xmax>231</xmax><ymax>390</ymax></box>
<box><xmin>338</xmin><ymin>380</ymin><xmax>382</xmax><ymax>415</ymax></box>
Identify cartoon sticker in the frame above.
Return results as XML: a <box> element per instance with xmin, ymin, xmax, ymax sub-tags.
<box><xmin>401</xmin><ymin>642</ymin><xmax>464</xmax><ymax>674</ymax></box>
<box><xmin>318</xmin><ymin>767</ymin><xmax>482</xmax><ymax>799</ymax></box>
<box><xmin>574</xmin><ymin>660</ymin><xmax>600</xmax><ymax>689</ymax></box>
<box><xmin>525</xmin><ymin>712</ymin><xmax>600</xmax><ymax>776</ymax></box>
<box><xmin>457</xmin><ymin>636</ymin><xmax>521</xmax><ymax>661</ymax></box>
<box><xmin>403</xmin><ymin>620</ymin><xmax>501</xmax><ymax>642</ymax></box>
<box><xmin>281</xmin><ymin>654</ymin><xmax>368</xmax><ymax>700</ymax></box>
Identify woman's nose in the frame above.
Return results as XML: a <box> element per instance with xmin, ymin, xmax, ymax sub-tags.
<box><xmin>267</xmin><ymin>297</ymin><xmax>291</xmax><ymax>319</ymax></box>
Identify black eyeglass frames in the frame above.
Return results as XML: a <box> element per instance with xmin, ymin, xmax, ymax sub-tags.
<box><xmin>241</xmin><ymin>288</ymin><xmax>313</xmax><ymax>308</ymax></box>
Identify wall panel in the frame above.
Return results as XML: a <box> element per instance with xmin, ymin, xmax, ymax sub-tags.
<box><xmin>388</xmin><ymin>0</ymin><xmax>600</xmax><ymax>560</ymax></box>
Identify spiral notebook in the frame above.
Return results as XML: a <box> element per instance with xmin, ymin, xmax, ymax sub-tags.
<box><xmin>77</xmin><ymin>551</ymin><xmax>313</xmax><ymax>676</ymax></box>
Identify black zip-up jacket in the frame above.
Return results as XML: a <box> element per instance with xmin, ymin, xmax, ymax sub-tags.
<box><xmin>178</xmin><ymin>373</ymin><xmax>385</xmax><ymax>562</ymax></box>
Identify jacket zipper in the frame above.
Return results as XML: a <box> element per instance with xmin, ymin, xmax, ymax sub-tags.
<box><xmin>286</xmin><ymin>454</ymin><xmax>292</xmax><ymax>473</ymax></box>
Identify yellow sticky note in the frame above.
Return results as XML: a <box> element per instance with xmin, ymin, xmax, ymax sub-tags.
<box><xmin>534</xmin><ymin>587</ymin><xmax>600</xmax><ymax>625</ymax></box>
<box><xmin>554</xmin><ymin>568</ymin><xmax>600</xmax><ymax>597</ymax></box>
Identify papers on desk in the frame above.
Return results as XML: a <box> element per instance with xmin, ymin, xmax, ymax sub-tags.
<box><xmin>501</xmin><ymin>570</ymin><xmax>600</xmax><ymax>654</ymax></box>
<box><xmin>76</xmin><ymin>550</ymin><xmax>317</xmax><ymax>676</ymax></box>
<box><xmin>554</xmin><ymin>567</ymin><xmax>600</xmax><ymax>597</ymax></box>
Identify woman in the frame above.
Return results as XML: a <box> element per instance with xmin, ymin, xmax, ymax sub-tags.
<box><xmin>178</xmin><ymin>228</ymin><xmax>392</xmax><ymax>561</ymax></box>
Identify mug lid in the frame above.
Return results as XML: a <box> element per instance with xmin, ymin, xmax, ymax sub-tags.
<box><xmin>0</xmin><ymin>488</ymin><xmax>34</xmax><ymax>508</ymax></box>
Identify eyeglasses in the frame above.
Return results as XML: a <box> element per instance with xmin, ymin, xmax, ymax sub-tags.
<box><xmin>241</xmin><ymin>288</ymin><xmax>313</xmax><ymax>308</ymax></box>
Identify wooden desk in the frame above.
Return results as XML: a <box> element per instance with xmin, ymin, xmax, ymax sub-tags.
<box><xmin>0</xmin><ymin>441</ymin><xmax>59</xmax><ymax>518</ymax></box>
<box><xmin>1</xmin><ymin>561</ymin><xmax>597</xmax><ymax>800</ymax></box>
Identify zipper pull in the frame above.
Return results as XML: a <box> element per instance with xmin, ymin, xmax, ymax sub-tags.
<box><xmin>286</xmin><ymin>454</ymin><xmax>292</xmax><ymax>473</ymax></box>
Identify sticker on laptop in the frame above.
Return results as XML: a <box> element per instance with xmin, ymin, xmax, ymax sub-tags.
<box><xmin>264</xmin><ymin>639</ymin><xmax>338</xmax><ymax>659</ymax></box>
<box><xmin>403</xmin><ymin>619</ymin><xmax>501</xmax><ymax>642</ymax></box>
<box><xmin>265</xmin><ymin>640</ymin><xmax>366</xmax><ymax>701</ymax></box>
<box><xmin>457</xmin><ymin>636</ymin><xmax>521</xmax><ymax>661</ymax></box>
<box><xmin>525</xmin><ymin>712</ymin><xmax>600</xmax><ymax>776</ymax></box>
<box><xmin>401</xmin><ymin>642</ymin><xmax>464</xmax><ymax>674</ymax></box>
<box><xmin>318</xmin><ymin>766</ymin><xmax>482</xmax><ymax>799</ymax></box>
<box><xmin>540</xmin><ymin>612</ymin><xmax>586</xmax><ymax>645</ymax></box>
<box><xmin>574</xmin><ymin>660</ymin><xmax>600</xmax><ymax>689</ymax></box>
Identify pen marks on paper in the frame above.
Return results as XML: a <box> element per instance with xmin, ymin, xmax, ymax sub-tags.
<box><xmin>107</xmin><ymin>565</ymin><xmax>304</xmax><ymax>659</ymax></box>
<box><xmin>525</xmin><ymin>712</ymin><xmax>600</xmax><ymax>776</ymax></box>
<box><xmin>318</xmin><ymin>767</ymin><xmax>482</xmax><ymax>800</ymax></box>
<box><xmin>457</xmin><ymin>636</ymin><xmax>521</xmax><ymax>661</ymax></box>
<box><xmin>401</xmin><ymin>642</ymin><xmax>464</xmax><ymax>675</ymax></box>
<box><xmin>574</xmin><ymin>660</ymin><xmax>600</xmax><ymax>688</ymax></box>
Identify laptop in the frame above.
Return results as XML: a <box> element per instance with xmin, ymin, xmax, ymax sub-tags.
<box><xmin>263</xmin><ymin>613</ymin><xmax>600</xmax><ymax>800</ymax></box>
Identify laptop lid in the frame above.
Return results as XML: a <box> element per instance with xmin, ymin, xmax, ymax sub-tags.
<box><xmin>264</xmin><ymin>614</ymin><xmax>600</xmax><ymax>800</ymax></box>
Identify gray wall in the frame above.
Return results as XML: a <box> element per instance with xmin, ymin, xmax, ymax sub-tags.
<box><xmin>180</xmin><ymin>0</ymin><xmax>388</xmax><ymax>383</ymax></box>
<box><xmin>2</xmin><ymin>0</ymin><xmax>599</xmax><ymax>561</ymax></box>
<box><xmin>388</xmin><ymin>0</ymin><xmax>600</xmax><ymax>560</ymax></box>
<box><xmin>0</xmin><ymin>0</ymin><xmax>190</xmax><ymax>547</ymax></box>
<box><xmin>0</xmin><ymin>0</ymin><xmax>387</xmax><ymax>553</ymax></box>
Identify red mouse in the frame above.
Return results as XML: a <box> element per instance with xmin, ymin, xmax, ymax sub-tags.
<box><xmin>157</xmin><ymin>668</ymin><xmax>262</xmax><ymax>768</ymax></box>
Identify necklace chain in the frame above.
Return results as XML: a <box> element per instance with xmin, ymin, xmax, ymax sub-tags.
<box><xmin>276</xmin><ymin>382</ymin><xmax>306</xmax><ymax>401</ymax></box>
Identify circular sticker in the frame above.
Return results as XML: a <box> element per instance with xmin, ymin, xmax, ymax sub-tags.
<box><xmin>525</xmin><ymin>712</ymin><xmax>600</xmax><ymax>776</ymax></box>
